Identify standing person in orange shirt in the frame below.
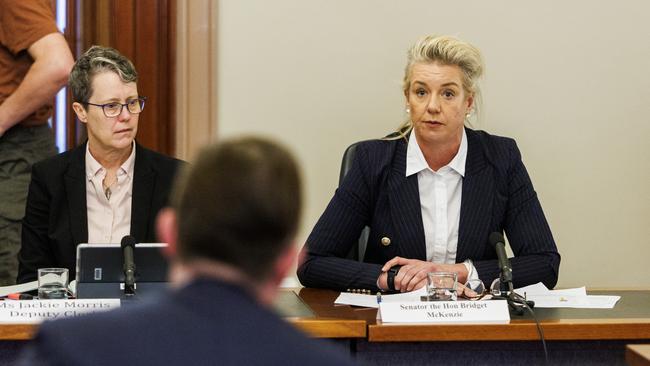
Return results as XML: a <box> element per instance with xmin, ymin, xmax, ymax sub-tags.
<box><xmin>0</xmin><ymin>1</ymin><xmax>74</xmax><ymax>285</ymax></box>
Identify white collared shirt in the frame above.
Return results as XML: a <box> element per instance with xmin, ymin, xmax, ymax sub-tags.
<box><xmin>85</xmin><ymin>143</ymin><xmax>135</xmax><ymax>244</ymax></box>
<box><xmin>406</xmin><ymin>128</ymin><xmax>479</xmax><ymax>281</ymax></box>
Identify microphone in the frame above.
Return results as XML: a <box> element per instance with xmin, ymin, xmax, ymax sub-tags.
<box><xmin>121</xmin><ymin>235</ymin><xmax>137</xmax><ymax>295</ymax></box>
<box><xmin>489</xmin><ymin>232</ymin><xmax>513</xmax><ymax>290</ymax></box>
<box><xmin>488</xmin><ymin>232</ymin><xmax>536</xmax><ymax>317</ymax></box>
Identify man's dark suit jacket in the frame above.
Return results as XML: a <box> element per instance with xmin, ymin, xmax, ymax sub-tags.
<box><xmin>16</xmin><ymin>279</ymin><xmax>355</xmax><ymax>366</ymax></box>
<box><xmin>297</xmin><ymin>128</ymin><xmax>560</xmax><ymax>291</ymax></box>
<box><xmin>17</xmin><ymin>142</ymin><xmax>184</xmax><ymax>283</ymax></box>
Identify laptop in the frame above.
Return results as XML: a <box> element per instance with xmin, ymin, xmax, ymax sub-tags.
<box><xmin>75</xmin><ymin>243</ymin><xmax>169</xmax><ymax>299</ymax></box>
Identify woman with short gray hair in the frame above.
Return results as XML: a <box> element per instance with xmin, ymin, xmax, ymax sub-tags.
<box><xmin>17</xmin><ymin>46</ymin><xmax>185</xmax><ymax>284</ymax></box>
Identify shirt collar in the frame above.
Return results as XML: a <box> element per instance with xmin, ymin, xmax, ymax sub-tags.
<box><xmin>405</xmin><ymin>128</ymin><xmax>467</xmax><ymax>177</ymax></box>
<box><xmin>85</xmin><ymin>141</ymin><xmax>136</xmax><ymax>180</ymax></box>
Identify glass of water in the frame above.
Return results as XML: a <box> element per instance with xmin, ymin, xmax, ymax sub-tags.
<box><xmin>38</xmin><ymin>268</ymin><xmax>69</xmax><ymax>299</ymax></box>
<box><xmin>426</xmin><ymin>272</ymin><xmax>458</xmax><ymax>301</ymax></box>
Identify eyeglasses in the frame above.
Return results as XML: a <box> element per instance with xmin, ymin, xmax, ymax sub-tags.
<box><xmin>460</xmin><ymin>279</ymin><xmax>489</xmax><ymax>300</ymax></box>
<box><xmin>85</xmin><ymin>97</ymin><xmax>147</xmax><ymax>118</ymax></box>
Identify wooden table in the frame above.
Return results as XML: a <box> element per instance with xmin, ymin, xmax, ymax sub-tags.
<box><xmin>291</xmin><ymin>289</ymin><xmax>650</xmax><ymax>341</ymax></box>
<box><xmin>295</xmin><ymin>288</ymin><xmax>650</xmax><ymax>365</ymax></box>
<box><xmin>0</xmin><ymin>289</ymin><xmax>367</xmax><ymax>341</ymax></box>
<box><xmin>0</xmin><ymin>324</ymin><xmax>35</xmax><ymax>341</ymax></box>
<box><xmin>274</xmin><ymin>289</ymin><xmax>366</xmax><ymax>338</ymax></box>
<box><xmin>0</xmin><ymin>289</ymin><xmax>368</xmax><ymax>364</ymax></box>
<box><xmin>368</xmin><ymin>290</ymin><xmax>650</xmax><ymax>342</ymax></box>
<box><xmin>627</xmin><ymin>344</ymin><xmax>650</xmax><ymax>366</ymax></box>
<box><xmin>2</xmin><ymin>289</ymin><xmax>649</xmax><ymax>365</ymax></box>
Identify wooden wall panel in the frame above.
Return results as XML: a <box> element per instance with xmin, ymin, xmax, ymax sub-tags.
<box><xmin>66</xmin><ymin>0</ymin><xmax>175</xmax><ymax>155</ymax></box>
<box><xmin>175</xmin><ymin>0</ymin><xmax>216</xmax><ymax>161</ymax></box>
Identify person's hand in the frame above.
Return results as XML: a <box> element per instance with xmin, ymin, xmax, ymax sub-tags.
<box><xmin>381</xmin><ymin>256</ymin><xmax>469</xmax><ymax>292</ymax></box>
<box><xmin>375</xmin><ymin>271</ymin><xmax>388</xmax><ymax>291</ymax></box>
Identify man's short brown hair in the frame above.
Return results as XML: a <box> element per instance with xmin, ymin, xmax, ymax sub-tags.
<box><xmin>172</xmin><ymin>137</ymin><xmax>302</xmax><ymax>279</ymax></box>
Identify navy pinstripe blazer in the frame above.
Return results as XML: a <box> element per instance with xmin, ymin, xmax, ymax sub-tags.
<box><xmin>297</xmin><ymin>128</ymin><xmax>560</xmax><ymax>291</ymax></box>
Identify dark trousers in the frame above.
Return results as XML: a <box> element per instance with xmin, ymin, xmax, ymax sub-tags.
<box><xmin>0</xmin><ymin>124</ymin><xmax>57</xmax><ymax>286</ymax></box>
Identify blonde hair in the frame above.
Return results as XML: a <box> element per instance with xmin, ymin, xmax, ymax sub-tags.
<box><xmin>390</xmin><ymin>35</ymin><xmax>484</xmax><ymax>139</ymax></box>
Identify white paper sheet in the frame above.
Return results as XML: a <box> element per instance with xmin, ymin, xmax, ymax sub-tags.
<box><xmin>513</xmin><ymin>282</ymin><xmax>550</xmax><ymax>296</ymax></box>
<box><xmin>335</xmin><ymin>287</ymin><xmax>427</xmax><ymax>308</ymax></box>
<box><xmin>0</xmin><ymin>280</ymin><xmax>38</xmax><ymax>297</ymax></box>
<box><xmin>514</xmin><ymin>282</ymin><xmax>618</xmax><ymax>309</ymax></box>
<box><xmin>514</xmin><ymin>283</ymin><xmax>587</xmax><ymax>297</ymax></box>
<box><xmin>525</xmin><ymin>294</ymin><xmax>620</xmax><ymax>309</ymax></box>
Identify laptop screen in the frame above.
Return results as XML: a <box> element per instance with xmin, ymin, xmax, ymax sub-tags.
<box><xmin>76</xmin><ymin>243</ymin><xmax>169</xmax><ymax>283</ymax></box>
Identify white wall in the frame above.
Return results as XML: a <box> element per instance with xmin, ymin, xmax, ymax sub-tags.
<box><xmin>213</xmin><ymin>0</ymin><xmax>650</xmax><ymax>288</ymax></box>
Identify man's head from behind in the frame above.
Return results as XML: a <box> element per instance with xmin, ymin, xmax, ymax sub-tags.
<box><xmin>158</xmin><ymin>137</ymin><xmax>302</xmax><ymax>299</ymax></box>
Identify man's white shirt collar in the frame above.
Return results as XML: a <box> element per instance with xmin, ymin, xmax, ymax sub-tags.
<box><xmin>406</xmin><ymin>128</ymin><xmax>467</xmax><ymax>177</ymax></box>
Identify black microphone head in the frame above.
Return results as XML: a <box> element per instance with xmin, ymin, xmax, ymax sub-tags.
<box><xmin>489</xmin><ymin>232</ymin><xmax>505</xmax><ymax>248</ymax></box>
<box><xmin>120</xmin><ymin>235</ymin><xmax>137</xmax><ymax>249</ymax></box>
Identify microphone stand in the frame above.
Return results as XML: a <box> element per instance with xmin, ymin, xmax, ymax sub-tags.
<box><xmin>494</xmin><ymin>269</ymin><xmax>547</xmax><ymax>362</ymax></box>
<box><xmin>493</xmin><ymin>268</ymin><xmax>534</xmax><ymax>315</ymax></box>
<box><xmin>121</xmin><ymin>236</ymin><xmax>137</xmax><ymax>297</ymax></box>
<box><xmin>487</xmin><ymin>233</ymin><xmax>547</xmax><ymax>361</ymax></box>
<box><xmin>124</xmin><ymin>281</ymin><xmax>136</xmax><ymax>296</ymax></box>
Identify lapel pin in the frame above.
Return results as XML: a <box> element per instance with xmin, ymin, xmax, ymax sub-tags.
<box><xmin>381</xmin><ymin>237</ymin><xmax>391</xmax><ymax>246</ymax></box>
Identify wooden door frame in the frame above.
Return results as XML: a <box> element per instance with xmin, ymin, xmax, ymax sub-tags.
<box><xmin>62</xmin><ymin>0</ymin><xmax>176</xmax><ymax>156</ymax></box>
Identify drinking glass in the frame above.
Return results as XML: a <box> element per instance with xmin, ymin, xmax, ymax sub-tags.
<box><xmin>38</xmin><ymin>268</ymin><xmax>69</xmax><ymax>299</ymax></box>
<box><xmin>426</xmin><ymin>272</ymin><xmax>458</xmax><ymax>301</ymax></box>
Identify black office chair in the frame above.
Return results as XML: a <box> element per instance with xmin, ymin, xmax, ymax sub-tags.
<box><xmin>339</xmin><ymin>141</ymin><xmax>371</xmax><ymax>261</ymax></box>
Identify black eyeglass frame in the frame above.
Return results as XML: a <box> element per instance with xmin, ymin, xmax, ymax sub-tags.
<box><xmin>84</xmin><ymin>96</ymin><xmax>147</xmax><ymax>117</ymax></box>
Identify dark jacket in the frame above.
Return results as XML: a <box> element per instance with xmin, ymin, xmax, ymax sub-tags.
<box><xmin>17</xmin><ymin>142</ymin><xmax>184</xmax><ymax>283</ymax></box>
<box><xmin>16</xmin><ymin>279</ymin><xmax>356</xmax><ymax>366</ymax></box>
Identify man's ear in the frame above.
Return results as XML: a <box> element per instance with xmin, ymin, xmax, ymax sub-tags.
<box><xmin>72</xmin><ymin>102</ymin><xmax>88</xmax><ymax>123</ymax></box>
<box><xmin>270</xmin><ymin>242</ymin><xmax>299</xmax><ymax>288</ymax></box>
<box><xmin>156</xmin><ymin>208</ymin><xmax>178</xmax><ymax>259</ymax></box>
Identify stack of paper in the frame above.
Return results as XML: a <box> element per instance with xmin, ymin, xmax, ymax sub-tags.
<box><xmin>514</xmin><ymin>283</ymin><xmax>620</xmax><ymax>309</ymax></box>
<box><xmin>335</xmin><ymin>287</ymin><xmax>427</xmax><ymax>308</ymax></box>
<box><xmin>334</xmin><ymin>283</ymin><xmax>621</xmax><ymax>309</ymax></box>
<box><xmin>0</xmin><ymin>280</ymin><xmax>38</xmax><ymax>297</ymax></box>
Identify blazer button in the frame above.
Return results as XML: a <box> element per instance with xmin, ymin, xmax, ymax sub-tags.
<box><xmin>381</xmin><ymin>237</ymin><xmax>391</xmax><ymax>246</ymax></box>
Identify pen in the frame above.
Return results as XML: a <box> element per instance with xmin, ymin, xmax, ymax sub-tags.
<box><xmin>376</xmin><ymin>292</ymin><xmax>382</xmax><ymax>305</ymax></box>
<box><xmin>7</xmin><ymin>293</ymin><xmax>34</xmax><ymax>300</ymax></box>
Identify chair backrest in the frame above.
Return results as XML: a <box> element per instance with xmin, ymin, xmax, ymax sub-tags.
<box><xmin>339</xmin><ymin>141</ymin><xmax>363</xmax><ymax>184</ymax></box>
<box><xmin>339</xmin><ymin>141</ymin><xmax>371</xmax><ymax>261</ymax></box>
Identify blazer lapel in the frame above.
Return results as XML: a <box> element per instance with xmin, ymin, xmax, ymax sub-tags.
<box><xmin>387</xmin><ymin>137</ymin><xmax>427</xmax><ymax>260</ymax></box>
<box><xmin>457</xmin><ymin>129</ymin><xmax>492</xmax><ymax>261</ymax></box>
<box><xmin>131</xmin><ymin>144</ymin><xmax>155</xmax><ymax>242</ymax></box>
<box><xmin>64</xmin><ymin>144</ymin><xmax>88</xmax><ymax>246</ymax></box>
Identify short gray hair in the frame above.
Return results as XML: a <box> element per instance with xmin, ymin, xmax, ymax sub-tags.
<box><xmin>69</xmin><ymin>45</ymin><xmax>138</xmax><ymax>104</ymax></box>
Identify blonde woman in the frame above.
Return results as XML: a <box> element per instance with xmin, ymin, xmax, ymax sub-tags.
<box><xmin>298</xmin><ymin>35</ymin><xmax>560</xmax><ymax>293</ymax></box>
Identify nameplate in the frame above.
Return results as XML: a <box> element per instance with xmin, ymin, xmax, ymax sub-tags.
<box><xmin>379</xmin><ymin>300</ymin><xmax>510</xmax><ymax>323</ymax></box>
<box><xmin>0</xmin><ymin>299</ymin><xmax>121</xmax><ymax>324</ymax></box>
